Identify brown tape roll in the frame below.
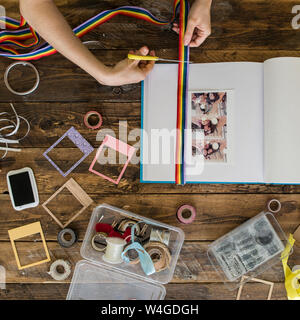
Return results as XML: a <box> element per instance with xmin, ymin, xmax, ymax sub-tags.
<box><xmin>144</xmin><ymin>241</ymin><xmax>171</xmax><ymax>273</ymax></box>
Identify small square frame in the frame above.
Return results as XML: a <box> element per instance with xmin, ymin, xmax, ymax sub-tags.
<box><xmin>43</xmin><ymin>127</ymin><xmax>94</xmax><ymax>177</ymax></box>
<box><xmin>8</xmin><ymin>222</ymin><xmax>50</xmax><ymax>270</ymax></box>
<box><xmin>89</xmin><ymin>135</ymin><xmax>136</xmax><ymax>185</ymax></box>
<box><xmin>42</xmin><ymin>178</ymin><xmax>93</xmax><ymax>228</ymax></box>
<box><xmin>236</xmin><ymin>276</ymin><xmax>274</xmax><ymax>300</ymax></box>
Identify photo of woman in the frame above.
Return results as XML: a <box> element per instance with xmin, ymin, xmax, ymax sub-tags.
<box><xmin>191</xmin><ymin>115</ymin><xmax>226</xmax><ymax>138</ymax></box>
<box><xmin>192</xmin><ymin>139</ymin><xmax>227</xmax><ymax>162</ymax></box>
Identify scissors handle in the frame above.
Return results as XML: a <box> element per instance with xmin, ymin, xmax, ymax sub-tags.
<box><xmin>127</xmin><ymin>54</ymin><xmax>159</xmax><ymax>61</ymax></box>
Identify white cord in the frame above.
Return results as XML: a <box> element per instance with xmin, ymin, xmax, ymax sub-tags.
<box><xmin>0</xmin><ymin>103</ymin><xmax>30</xmax><ymax>159</ymax></box>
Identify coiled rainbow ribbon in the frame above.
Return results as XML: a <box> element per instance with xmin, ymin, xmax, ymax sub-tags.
<box><xmin>0</xmin><ymin>0</ymin><xmax>189</xmax><ymax>184</ymax></box>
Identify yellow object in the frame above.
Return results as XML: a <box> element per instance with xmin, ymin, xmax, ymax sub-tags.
<box><xmin>282</xmin><ymin>234</ymin><xmax>300</xmax><ymax>300</ymax></box>
<box><xmin>128</xmin><ymin>54</ymin><xmax>159</xmax><ymax>61</ymax></box>
<box><xmin>127</xmin><ymin>54</ymin><xmax>190</xmax><ymax>63</ymax></box>
<box><xmin>8</xmin><ymin>222</ymin><xmax>50</xmax><ymax>270</ymax></box>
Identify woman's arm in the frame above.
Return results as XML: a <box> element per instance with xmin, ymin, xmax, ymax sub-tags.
<box><xmin>19</xmin><ymin>0</ymin><xmax>155</xmax><ymax>86</ymax></box>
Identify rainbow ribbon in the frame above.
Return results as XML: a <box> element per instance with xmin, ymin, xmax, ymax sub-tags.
<box><xmin>0</xmin><ymin>0</ymin><xmax>189</xmax><ymax>184</ymax></box>
<box><xmin>175</xmin><ymin>0</ymin><xmax>189</xmax><ymax>185</ymax></box>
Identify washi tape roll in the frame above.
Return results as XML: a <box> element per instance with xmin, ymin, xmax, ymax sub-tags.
<box><xmin>144</xmin><ymin>241</ymin><xmax>171</xmax><ymax>273</ymax></box>
<box><xmin>4</xmin><ymin>62</ymin><xmax>40</xmax><ymax>96</ymax></box>
<box><xmin>267</xmin><ymin>199</ymin><xmax>281</xmax><ymax>213</ymax></box>
<box><xmin>48</xmin><ymin>259</ymin><xmax>72</xmax><ymax>281</ymax></box>
<box><xmin>91</xmin><ymin>232</ymin><xmax>107</xmax><ymax>252</ymax></box>
<box><xmin>84</xmin><ymin>111</ymin><xmax>103</xmax><ymax>130</ymax></box>
<box><xmin>177</xmin><ymin>204</ymin><xmax>196</xmax><ymax>224</ymax></box>
<box><xmin>57</xmin><ymin>228</ymin><xmax>77</xmax><ymax>248</ymax></box>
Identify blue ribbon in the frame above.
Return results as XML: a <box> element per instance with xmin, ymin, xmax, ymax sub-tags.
<box><xmin>121</xmin><ymin>222</ymin><xmax>156</xmax><ymax>276</ymax></box>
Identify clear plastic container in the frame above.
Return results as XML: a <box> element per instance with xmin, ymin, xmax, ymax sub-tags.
<box><xmin>66</xmin><ymin>260</ymin><xmax>166</xmax><ymax>300</ymax></box>
<box><xmin>67</xmin><ymin>204</ymin><xmax>185</xmax><ymax>300</ymax></box>
<box><xmin>207</xmin><ymin>211</ymin><xmax>292</xmax><ymax>290</ymax></box>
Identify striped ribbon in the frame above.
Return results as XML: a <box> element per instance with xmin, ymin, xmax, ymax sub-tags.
<box><xmin>0</xmin><ymin>0</ymin><xmax>189</xmax><ymax>184</ymax></box>
<box><xmin>175</xmin><ymin>0</ymin><xmax>189</xmax><ymax>185</ymax></box>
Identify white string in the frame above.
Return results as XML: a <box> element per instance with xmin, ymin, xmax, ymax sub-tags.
<box><xmin>0</xmin><ymin>103</ymin><xmax>30</xmax><ymax>159</ymax></box>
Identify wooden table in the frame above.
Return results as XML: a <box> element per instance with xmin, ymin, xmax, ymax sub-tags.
<box><xmin>0</xmin><ymin>0</ymin><xmax>300</xmax><ymax>300</ymax></box>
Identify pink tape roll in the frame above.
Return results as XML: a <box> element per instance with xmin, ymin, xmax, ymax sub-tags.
<box><xmin>84</xmin><ymin>111</ymin><xmax>103</xmax><ymax>130</ymax></box>
<box><xmin>177</xmin><ymin>204</ymin><xmax>196</xmax><ymax>224</ymax></box>
<box><xmin>267</xmin><ymin>199</ymin><xmax>281</xmax><ymax>213</ymax></box>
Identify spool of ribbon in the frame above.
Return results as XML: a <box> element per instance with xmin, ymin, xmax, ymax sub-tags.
<box><xmin>91</xmin><ymin>232</ymin><xmax>108</xmax><ymax>252</ymax></box>
<box><xmin>0</xmin><ymin>0</ymin><xmax>189</xmax><ymax>185</ymax></box>
<box><xmin>0</xmin><ymin>103</ymin><xmax>30</xmax><ymax>159</ymax></box>
<box><xmin>144</xmin><ymin>241</ymin><xmax>171</xmax><ymax>273</ymax></box>
<box><xmin>103</xmin><ymin>237</ymin><xmax>126</xmax><ymax>264</ymax></box>
<box><xmin>121</xmin><ymin>222</ymin><xmax>156</xmax><ymax>276</ymax></box>
<box><xmin>118</xmin><ymin>218</ymin><xmax>141</xmax><ymax>235</ymax></box>
<box><xmin>281</xmin><ymin>234</ymin><xmax>300</xmax><ymax>300</ymax></box>
<box><xmin>95</xmin><ymin>222</ymin><xmax>131</xmax><ymax>242</ymax></box>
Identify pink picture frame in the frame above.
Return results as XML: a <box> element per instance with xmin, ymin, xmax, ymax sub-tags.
<box><xmin>89</xmin><ymin>135</ymin><xmax>136</xmax><ymax>185</ymax></box>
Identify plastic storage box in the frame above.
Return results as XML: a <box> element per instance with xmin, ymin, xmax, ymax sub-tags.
<box><xmin>207</xmin><ymin>211</ymin><xmax>291</xmax><ymax>290</ymax></box>
<box><xmin>67</xmin><ymin>204</ymin><xmax>185</xmax><ymax>300</ymax></box>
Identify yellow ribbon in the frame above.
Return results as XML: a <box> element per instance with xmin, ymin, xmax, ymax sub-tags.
<box><xmin>282</xmin><ymin>234</ymin><xmax>300</xmax><ymax>300</ymax></box>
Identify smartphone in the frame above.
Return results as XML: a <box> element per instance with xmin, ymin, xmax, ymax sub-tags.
<box><xmin>6</xmin><ymin>167</ymin><xmax>39</xmax><ymax>211</ymax></box>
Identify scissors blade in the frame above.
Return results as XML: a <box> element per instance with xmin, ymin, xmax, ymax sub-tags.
<box><xmin>158</xmin><ymin>58</ymin><xmax>192</xmax><ymax>63</ymax></box>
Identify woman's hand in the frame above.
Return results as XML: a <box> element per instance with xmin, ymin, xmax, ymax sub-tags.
<box><xmin>103</xmin><ymin>46</ymin><xmax>156</xmax><ymax>86</ymax></box>
<box><xmin>172</xmin><ymin>0</ymin><xmax>212</xmax><ymax>47</ymax></box>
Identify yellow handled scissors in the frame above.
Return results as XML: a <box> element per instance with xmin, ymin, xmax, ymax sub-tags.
<box><xmin>128</xmin><ymin>54</ymin><xmax>191</xmax><ymax>63</ymax></box>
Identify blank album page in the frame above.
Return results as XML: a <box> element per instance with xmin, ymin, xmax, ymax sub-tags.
<box><xmin>264</xmin><ymin>57</ymin><xmax>300</xmax><ymax>183</ymax></box>
<box><xmin>142</xmin><ymin>62</ymin><xmax>264</xmax><ymax>183</ymax></box>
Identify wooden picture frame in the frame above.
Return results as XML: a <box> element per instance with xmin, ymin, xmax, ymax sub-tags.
<box><xmin>236</xmin><ymin>276</ymin><xmax>274</xmax><ymax>300</ymax></box>
<box><xmin>42</xmin><ymin>178</ymin><xmax>93</xmax><ymax>229</ymax></box>
<box><xmin>8</xmin><ymin>222</ymin><xmax>51</xmax><ymax>270</ymax></box>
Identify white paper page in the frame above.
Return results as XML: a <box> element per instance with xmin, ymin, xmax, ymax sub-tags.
<box><xmin>264</xmin><ymin>57</ymin><xmax>300</xmax><ymax>183</ymax></box>
<box><xmin>142</xmin><ymin>65</ymin><xmax>178</xmax><ymax>182</ymax></box>
<box><xmin>141</xmin><ymin>62</ymin><xmax>264</xmax><ymax>183</ymax></box>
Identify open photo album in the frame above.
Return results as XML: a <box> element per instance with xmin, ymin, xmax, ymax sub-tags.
<box><xmin>141</xmin><ymin>57</ymin><xmax>300</xmax><ymax>184</ymax></box>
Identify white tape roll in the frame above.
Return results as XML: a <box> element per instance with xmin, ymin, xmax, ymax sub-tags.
<box><xmin>48</xmin><ymin>259</ymin><xmax>72</xmax><ymax>281</ymax></box>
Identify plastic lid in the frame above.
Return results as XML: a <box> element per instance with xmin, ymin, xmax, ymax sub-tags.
<box><xmin>67</xmin><ymin>260</ymin><xmax>166</xmax><ymax>300</ymax></box>
<box><xmin>207</xmin><ymin>211</ymin><xmax>292</xmax><ymax>290</ymax></box>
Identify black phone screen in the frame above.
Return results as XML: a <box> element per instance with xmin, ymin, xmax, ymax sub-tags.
<box><xmin>9</xmin><ymin>172</ymin><xmax>35</xmax><ymax>206</ymax></box>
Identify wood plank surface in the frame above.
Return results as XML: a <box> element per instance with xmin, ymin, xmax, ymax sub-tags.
<box><xmin>1</xmin><ymin>241</ymin><xmax>299</xmax><ymax>284</ymax></box>
<box><xmin>0</xmin><ymin>0</ymin><xmax>299</xmax><ymax>300</ymax></box>
<box><xmin>0</xmin><ymin>283</ymin><xmax>288</xmax><ymax>300</ymax></box>
<box><xmin>0</xmin><ymin>194</ymin><xmax>299</xmax><ymax>241</ymax></box>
